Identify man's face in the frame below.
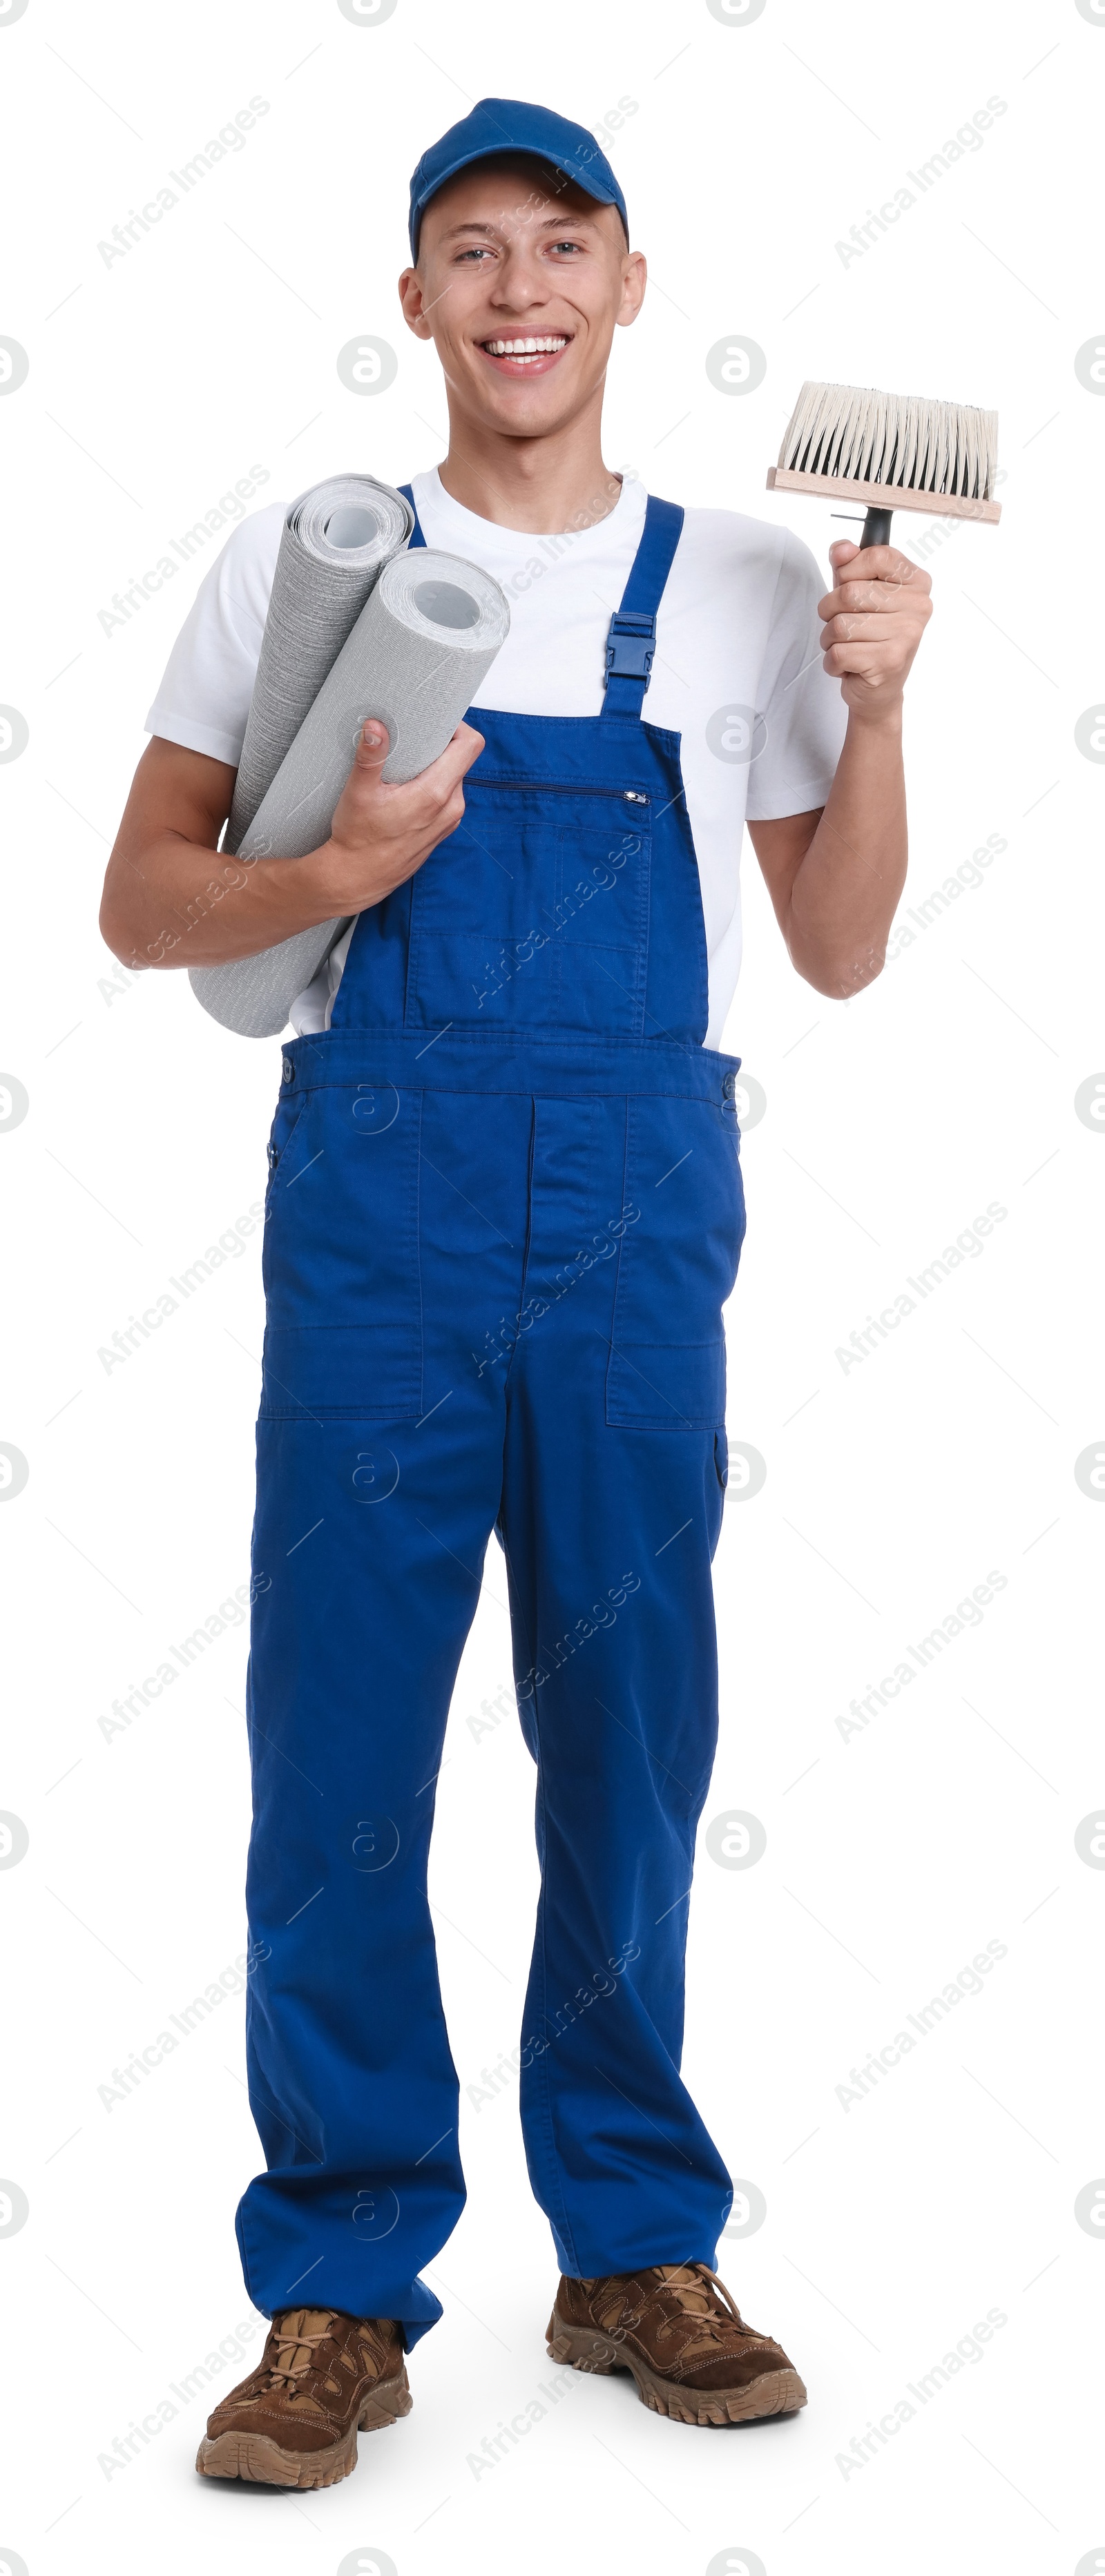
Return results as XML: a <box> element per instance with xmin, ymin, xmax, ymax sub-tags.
<box><xmin>398</xmin><ymin>157</ymin><xmax>646</xmax><ymax>439</ymax></box>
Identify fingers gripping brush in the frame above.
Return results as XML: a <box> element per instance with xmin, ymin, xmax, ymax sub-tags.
<box><xmin>767</xmin><ymin>380</ymin><xmax>1001</xmax><ymax>545</ymax></box>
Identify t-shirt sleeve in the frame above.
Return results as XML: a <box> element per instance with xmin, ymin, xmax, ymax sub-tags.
<box><xmin>144</xmin><ymin>503</ymin><xmax>283</xmax><ymax>767</ymax></box>
<box><xmin>744</xmin><ymin>527</ymin><xmax>847</xmax><ymax>822</ymax></box>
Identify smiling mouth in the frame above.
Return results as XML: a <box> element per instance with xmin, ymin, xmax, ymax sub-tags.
<box><xmin>478</xmin><ymin>334</ymin><xmax>570</xmax><ymax>374</ymax></box>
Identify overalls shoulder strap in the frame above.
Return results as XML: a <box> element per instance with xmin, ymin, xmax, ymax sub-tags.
<box><xmin>398</xmin><ymin>484</ymin><xmax>427</xmax><ymax>549</ymax></box>
<box><xmin>601</xmin><ymin>494</ymin><xmax>684</xmax><ymax>721</ymax></box>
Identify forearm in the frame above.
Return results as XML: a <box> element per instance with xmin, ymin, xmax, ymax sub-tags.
<box><xmin>784</xmin><ymin>710</ymin><xmax>907</xmax><ymax>996</ymax></box>
<box><xmin>101</xmin><ymin>723</ymin><xmax>483</xmax><ymax>974</ymax></box>
<box><xmin>101</xmin><ymin>830</ymin><xmax>345</xmax><ymax>971</ymax></box>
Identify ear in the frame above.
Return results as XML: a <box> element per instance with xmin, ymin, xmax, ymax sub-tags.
<box><xmin>398</xmin><ymin>266</ymin><xmax>433</xmax><ymax>340</ymax></box>
<box><xmin>616</xmin><ymin>249</ymin><xmax>647</xmax><ymax>329</ymax></box>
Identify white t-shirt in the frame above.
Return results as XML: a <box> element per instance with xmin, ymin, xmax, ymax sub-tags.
<box><xmin>146</xmin><ymin>469</ymin><xmax>847</xmax><ymax>1048</ymax></box>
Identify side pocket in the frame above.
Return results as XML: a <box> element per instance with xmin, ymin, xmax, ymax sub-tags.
<box><xmin>261</xmin><ymin>1090</ymin><xmax>311</xmax><ymax>1297</ymax></box>
<box><xmin>261</xmin><ymin>1082</ymin><xmax>423</xmax><ymax>1420</ymax></box>
<box><xmin>606</xmin><ymin>1095</ymin><xmax>745</xmax><ymax>1431</ymax></box>
<box><xmin>264</xmin><ymin>1090</ymin><xmax>309</xmax><ymax>1195</ymax></box>
<box><xmin>714</xmin><ymin>1429</ymin><xmax>729</xmax><ymax>1491</ymax></box>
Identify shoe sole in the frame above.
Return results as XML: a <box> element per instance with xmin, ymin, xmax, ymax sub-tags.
<box><xmin>195</xmin><ymin>2365</ymin><xmax>412</xmax><ymax>2488</ymax></box>
<box><xmin>546</xmin><ymin>2314</ymin><xmax>807</xmax><ymax>2427</ymax></box>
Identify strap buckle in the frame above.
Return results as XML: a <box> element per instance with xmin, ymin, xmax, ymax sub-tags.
<box><xmin>604</xmin><ymin>609</ymin><xmax>657</xmax><ymax>684</ymax></box>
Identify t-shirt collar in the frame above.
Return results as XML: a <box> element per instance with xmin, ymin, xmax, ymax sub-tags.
<box><xmin>414</xmin><ymin>465</ymin><xmax>644</xmax><ymax>556</ymax></box>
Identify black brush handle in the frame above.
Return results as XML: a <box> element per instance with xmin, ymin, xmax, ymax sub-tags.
<box><xmin>861</xmin><ymin>504</ymin><xmax>894</xmax><ymax>548</ymax></box>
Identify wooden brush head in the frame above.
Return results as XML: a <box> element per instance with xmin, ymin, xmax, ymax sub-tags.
<box><xmin>767</xmin><ymin>380</ymin><xmax>1000</xmax><ymax>523</ymax></box>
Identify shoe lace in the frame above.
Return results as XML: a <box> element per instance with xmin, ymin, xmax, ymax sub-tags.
<box><xmin>653</xmin><ymin>2263</ymin><xmax>745</xmax><ymax>2340</ymax></box>
<box><xmin>262</xmin><ymin>2309</ymin><xmax>338</xmax><ymax>2390</ymax></box>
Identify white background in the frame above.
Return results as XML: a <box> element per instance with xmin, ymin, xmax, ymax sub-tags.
<box><xmin>1</xmin><ymin>3</ymin><xmax>1101</xmax><ymax>2572</ymax></box>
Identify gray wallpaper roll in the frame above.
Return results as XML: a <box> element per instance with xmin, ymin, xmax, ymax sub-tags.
<box><xmin>189</xmin><ymin>548</ymin><xmax>510</xmax><ymax>1040</ymax></box>
<box><xmin>225</xmin><ymin>475</ymin><xmax>413</xmax><ymax>853</ymax></box>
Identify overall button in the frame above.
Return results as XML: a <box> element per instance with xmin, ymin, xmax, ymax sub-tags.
<box><xmin>722</xmin><ymin>1070</ymin><xmax>738</xmax><ymax>1101</ymax></box>
<box><xmin>281</xmin><ymin>1057</ymin><xmax>294</xmax><ymax>1084</ymax></box>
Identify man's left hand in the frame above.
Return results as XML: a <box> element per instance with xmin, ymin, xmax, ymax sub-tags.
<box><xmin>818</xmin><ymin>539</ymin><xmax>932</xmax><ymax>725</ymax></box>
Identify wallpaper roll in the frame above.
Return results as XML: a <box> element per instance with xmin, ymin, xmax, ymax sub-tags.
<box><xmin>189</xmin><ymin>548</ymin><xmax>510</xmax><ymax>1040</ymax></box>
<box><xmin>225</xmin><ymin>475</ymin><xmax>414</xmax><ymax>852</ymax></box>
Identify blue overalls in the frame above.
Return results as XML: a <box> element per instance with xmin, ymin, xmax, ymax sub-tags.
<box><xmin>237</xmin><ymin>492</ymin><xmax>747</xmax><ymax>2345</ymax></box>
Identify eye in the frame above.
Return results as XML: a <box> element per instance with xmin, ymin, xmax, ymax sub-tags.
<box><xmin>548</xmin><ymin>239</ymin><xmax>584</xmax><ymax>255</ymax></box>
<box><xmin>456</xmin><ymin>244</ymin><xmax>493</xmax><ymax>263</ymax></box>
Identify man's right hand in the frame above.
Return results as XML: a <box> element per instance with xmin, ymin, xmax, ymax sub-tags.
<box><xmin>320</xmin><ymin>718</ymin><xmax>484</xmax><ymax>914</ymax></box>
<box><xmin>99</xmin><ymin>719</ymin><xmax>485</xmax><ymax>972</ymax></box>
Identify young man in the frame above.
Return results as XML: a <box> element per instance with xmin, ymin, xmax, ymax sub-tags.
<box><xmin>102</xmin><ymin>98</ymin><xmax>932</xmax><ymax>2488</ymax></box>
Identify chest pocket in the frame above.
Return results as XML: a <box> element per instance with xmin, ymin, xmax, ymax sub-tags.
<box><xmin>406</xmin><ymin>777</ymin><xmax>652</xmax><ymax>1036</ymax></box>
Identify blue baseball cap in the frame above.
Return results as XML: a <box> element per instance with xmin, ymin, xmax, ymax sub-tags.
<box><xmin>408</xmin><ymin>97</ymin><xmax>628</xmax><ymax>260</ymax></box>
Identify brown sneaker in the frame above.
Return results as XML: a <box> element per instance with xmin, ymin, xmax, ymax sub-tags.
<box><xmin>546</xmin><ymin>2264</ymin><xmax>807</xmax><ymax>2427</ymax></box>
<box><xmin>195</xmin><ymin>2306</ymin><xmax>412</xmax><ymax>2487</ymax></box>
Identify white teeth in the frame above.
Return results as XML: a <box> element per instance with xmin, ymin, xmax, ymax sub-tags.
<box><xmin>483</xmin><ymin>336</ymin><xmax>568</xmax><ymax>358</ymax></box>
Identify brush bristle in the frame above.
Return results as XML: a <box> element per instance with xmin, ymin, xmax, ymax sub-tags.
<box><xmin>778</xmin><ymin>381</ymin><xmax>997</xmax><ymax>501</ymax></box>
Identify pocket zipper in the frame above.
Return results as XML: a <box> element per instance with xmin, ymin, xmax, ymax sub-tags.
<box><xmin>469</xmin><ymin>779</ymin><xmax>651</xmax><ymax>805</ymax></box>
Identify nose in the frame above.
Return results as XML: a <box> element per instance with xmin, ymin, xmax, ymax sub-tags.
<box><xmin>487</xmin><ymin>240</ymin><xmax>552</xmax><ymax>313</ymax></box>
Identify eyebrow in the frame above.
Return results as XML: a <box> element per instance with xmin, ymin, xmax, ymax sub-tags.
<box><xmin>438</xmin><ymin>213</ymin><xmax>600</xmax><ymax>241</ymax></box>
